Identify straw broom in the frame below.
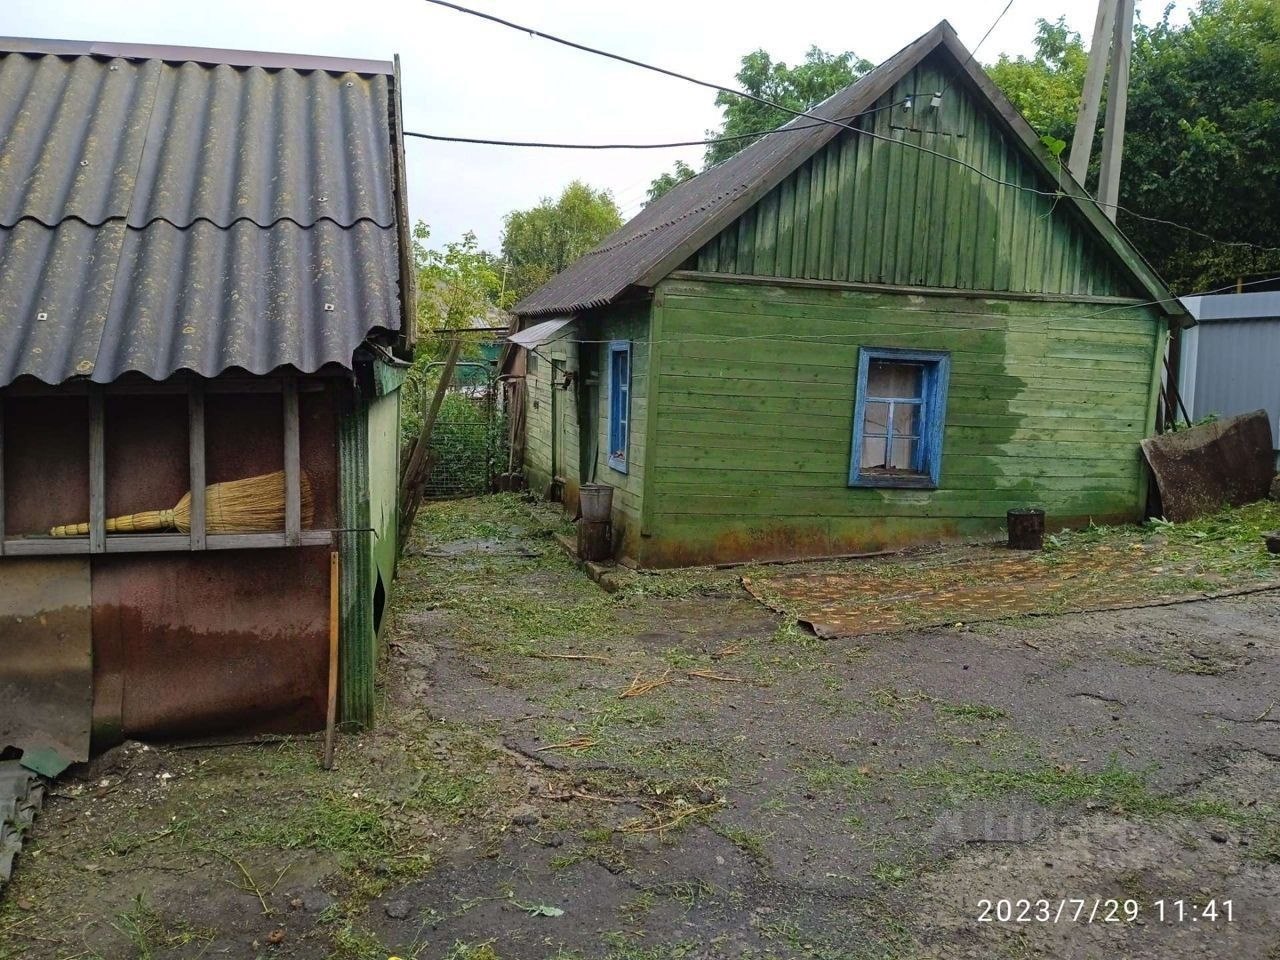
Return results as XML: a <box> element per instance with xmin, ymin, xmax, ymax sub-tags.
<box><xmin>49</xmin><ymin>470</ymin><xmax>313</xmax><ymax>536</ymax></box>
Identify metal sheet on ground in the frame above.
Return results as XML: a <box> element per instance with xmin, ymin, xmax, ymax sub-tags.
<box><xmin>1141</xmin><ymin>410</ymin><xmax>1275</xmax><ymax>523</ymax></box>
<box><xmin>0</xmin><ymin>558</ymin><xmax>93</xmax><ymax>764</ymax></box>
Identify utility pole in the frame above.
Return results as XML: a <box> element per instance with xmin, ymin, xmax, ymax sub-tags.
<box><xmin>1068</xmin><ymin>0</ymin><xmax>1135</xmax><ymax>222</ymax></box>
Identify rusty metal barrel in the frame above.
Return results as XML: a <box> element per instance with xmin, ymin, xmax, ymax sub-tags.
<box><xmin>579</xmin><ymin>483</ymin><xmax>614</xmax><ymax>523</ymax></box>
<box><xmin>1007</xmin><ymin>507</ymin><xmax>1046</xmax><ymax>550</ymax></box>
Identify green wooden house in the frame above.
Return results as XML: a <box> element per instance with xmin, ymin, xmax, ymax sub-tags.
<box><xmin>510</xmin><ymin>22</ymin><xmax>1191</xmax><ymax>568</ymax></box>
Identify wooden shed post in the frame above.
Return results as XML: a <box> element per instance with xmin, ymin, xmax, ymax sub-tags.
<box><xmin>88</xmin><ymin>386</ymin><xmax>105</xmax><ymax>554</ymax></box>
<box><xmin>188</xmin><ymin>384</ymin><xmax>207</xmax><ymax>550</ymax></box>
<box><xmin>283</xmin><ymin>377</ymin><xmax>301</xmax><ymax>545</ymax></box>
<box><xmin>0</xmin><ymin>394</ymin><xmax>5</xmax><ymax>555</ymax></box>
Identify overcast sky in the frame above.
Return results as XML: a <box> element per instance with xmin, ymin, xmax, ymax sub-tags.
<box><xmin>5</xmin><ymin>0</ymin><xmax>1190</xmax><ymax>251</ymax></box>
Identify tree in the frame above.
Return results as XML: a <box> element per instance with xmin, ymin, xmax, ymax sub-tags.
<box><xmin>703</xmin><ymin>46</ymin><xmax>873</xmax><ymax>168</ymax></box>
<box><xmin>646</xmin><ymin>159</ymin><xmax>697</xmax><ymax>205</ymax></box>
<box><xmin>987</xmin><ymin>2</ymin><xmax>1280</xmax><ymax>291</ymax></box>
<box><xmin>641</xmin><ymin>46</ymin><xmax>871</xmax><ymax>208</ymax></box>
<box><xmin>411</xmin><ymin>222</ymin><xmax>503</xmax><ymax>346</ymax></box>
<box><xmin>1120</xmin><ymin>0</ymin><xmax>1280</xmax><ymax>290</ymax></box>
<box><xmin>987</xmin><ymin>17</ymin><xmax>1088</xmax><ymax>156</ymax></box>
<box><xmin>501</xmin><ymin>181</ymin><xmax>623</xmax><ymax>303</ymax></box>
<box><xmin>404</xmin><ymin>222</ymin><xmax>505</xmax><ymax>442</ymax></box>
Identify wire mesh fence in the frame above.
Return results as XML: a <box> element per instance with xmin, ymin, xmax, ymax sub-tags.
<box><xmin>422</xmin><ymin>385</ymin><xmax>507</xmax><ymax>499</ymax></box>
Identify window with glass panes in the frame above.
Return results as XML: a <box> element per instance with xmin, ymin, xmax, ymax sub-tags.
<box><xmin>607</xmin><ymin>341</ymin><xmax>631</xmax><ymax>472</ymax></box>
<box><xmin>849</xmin><ymin>348</ymin><xmax>950</xmax><ymax>489</ymax></box>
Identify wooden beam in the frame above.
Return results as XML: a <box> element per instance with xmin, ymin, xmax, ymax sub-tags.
<box><xmin>391</xmin><ymin>54</ymin><xmax>417</xmax><ymax>352</ymax></box>
<box><xmin>0</xmin><ymin>394</ymin><xmax>5</xmax><ymax>556</ymax></box>
<box><xmin>88</xmin><ymin>387</ymin><xmax>105</xmax><ymax>554</ymax></box>
<box><xmin>667</xmin><ymin>271</ymin><xmax>1151</xmax><ymax>307</ymax></box>
<box><xmin>188</xmin><ymin>385</ymin><xmax>206</xmax><ymax>550</ymax></box>
<box><xmin>399</xmin><ymin>336</ymin><xmax>464</xmax><ymax>541</ymax></box>
<box><xmin>1</xmin><ymin>377</ymin><xmax>329</xmax><ymax>398</ymax></box>
<box><xmin>1068</xmin><ymin>0</ymin><xmax>1117</xmax><ymax>185</ymax></box>
<box><xmin>1097</xmin><ymin>0</ymin><xmax>1134</xmax><ymax>222</ymax></box>
<box><xmin>283</xmin><ymin>378</ymin><xmax>302</xmax><ymax>546</ymax></box>
<box><xmin>1</xmin><ymin>530</ymin><xmax>333</xmax><ymax>555</ymax></box>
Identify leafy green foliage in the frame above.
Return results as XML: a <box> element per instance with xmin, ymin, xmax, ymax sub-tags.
<box><xmin>500</xmin><ymin>180</ymin><xmax>622</xmax><ymax>303</ymax></box>
<box><xmin>703</xmin><ymin>46</ymin><xmax>873</xmax><ymax>168</ymax></box>
<box><xmin>643</xmin><ymin>46</ymin><xmax>873</xmax><ymax>210</ymax></box>
<box><xmin>412</xmin><ymin>221</ymin><xmax>506</xmax><ymax>344</ymax></box>
<box><xmin>402</xmin><ymin>221</ymin><xmax>506</xmax><ymax>449</ymax></box>
<box><xmin>1121</xmin><ymin>0</ymin><xmax>1280</xmax><ymax>289</ymax></box>
<box><xmin>645</xmin><ymin>159</ymin><xmax>697</xmax><ymax>204</ymax></box>
<box><xmin>988</xmin><ymin>16</ymin><xmax>1089</xmax><ymax>150</ymax></box>
<box><xmin>987</xmin><ymin>2</ymin><xmax>1280</xmax><ymax>290</ymax></box>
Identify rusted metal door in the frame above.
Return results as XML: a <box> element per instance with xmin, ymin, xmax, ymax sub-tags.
<box><xmin>0</xmin><ymin>558</ymin><xmax>93</xmax><ymax>770</ymax></box>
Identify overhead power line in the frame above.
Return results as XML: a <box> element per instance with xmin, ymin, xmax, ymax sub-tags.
<box><xmin>404</xmin><ymin>101</ymin><xmax>910</xmax><ymax>151</ymax></box>
<box><xmin>939</xmin><ymin>0</ymin><xmax>1017</xmax><ymax>99</ymax></box>
<box><xmin>420</xmin><ymin>0</ymin><xmax>1280</xmax><ymax>257</ymax></box>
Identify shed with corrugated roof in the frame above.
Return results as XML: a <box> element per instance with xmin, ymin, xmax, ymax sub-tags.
<box><xmin>0</xmin><ymin>37</ymin><xmax>414</xmax><ymax>768</ymax></box>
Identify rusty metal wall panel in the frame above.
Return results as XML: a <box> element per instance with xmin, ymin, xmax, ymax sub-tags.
<box><xmin>0</xmin><ymin>557</ymin><xmax>92</xmax><ymax>762</ymax></box>
<box><xmin>2</xmin><ymin>395</ymin><xmax>89</xmax><ymax>538</ymax></box>
<box><xmin>90</xmin><ymin>548</ymin><xmax>331</xmax><ymax>739</ymax></box>
<box><xmin>104</xmin><ymin>394</ymin><xmax>188</xmax><ymax>519</ymax></box>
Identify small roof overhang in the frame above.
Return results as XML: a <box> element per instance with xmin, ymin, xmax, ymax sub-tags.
<box><xmin>508</xmin><ymin>317</ymin><xmax>574</xmax><ymax>350</ymax></box>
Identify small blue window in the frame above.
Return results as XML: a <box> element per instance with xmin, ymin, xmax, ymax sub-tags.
<box><xmin>608</xmin><ymin>341</ymin><xmax>631</xmax><ymax>473</ymax></box>
<box><xmin>849</xmin><ymin>347</ymin><xmax>950</xmax><ymax>489</ymax></box>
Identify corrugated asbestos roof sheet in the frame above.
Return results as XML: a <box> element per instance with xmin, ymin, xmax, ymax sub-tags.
<box><xmin>513</xmin><ymin>20</ymin><xmax>1184</xmax><ymax>322</ymax></box>
<box><xmin>0</xmin><ymin>41</ymin><xmax>403</xmax><ymax>386</ymax></box>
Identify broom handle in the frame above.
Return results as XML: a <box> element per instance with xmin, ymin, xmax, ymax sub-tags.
<box><xmin>49</xmin><ymin>509</ymin><xmax>177</xmax><ymax>537</ymax></box>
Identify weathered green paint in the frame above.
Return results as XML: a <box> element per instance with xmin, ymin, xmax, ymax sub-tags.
<box><xmin>633</xmin><ymin>276</ymin><xmax>1162</xmax><ymax>566</ymax></box>
<box><xmin>518</xmin><ymin>50</ymin><xmax>1170</xmax><ymax>568</ymax></box>
<box><xmin>336</xmin><ymin>362</ymin><xmax>403</xmax><ymax>727</ymax></box>
<box><xmin>338</xmin><ymin>387</ymin><xmax>373</xmax><ymax>726</ymax></box>
<box><xmin>521</xmin><ymin>305</ymin><xmax>651</xmax><ymax>558</ymax></box>
<box><xmin>367</xmin><ymin>388</ymin><xmax>400</xmax><ymax>637</ymax></box>
<box><xmin>696</xmin><ymin>52</ymin><xmax>1139</xmax><ymax>300</ymax></box>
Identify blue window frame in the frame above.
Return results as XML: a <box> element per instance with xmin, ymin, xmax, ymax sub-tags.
<box><xmin>607</xmin><ymin>341</ymin><xmax>631</xmax><ymax>473</ymax></box>
<box><xmin>849</xmin><ymin>347</ymin><xmax>950</xmax><ymax>489</ymax></box>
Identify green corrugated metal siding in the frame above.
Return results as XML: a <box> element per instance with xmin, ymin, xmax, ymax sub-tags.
<box><xmin>696</xmin><ymin>52</ymin><xmax>1138</xmax><ymax>299</ymax></box>
<box><xmin>367</xmin><ymin>389</ymin><xmax>400</xmax><ymax>638</ymax></box>
<box><xmin>338</xmin><ymin>392</ymin><xmax>374</xmax><ymax>727</ymax></box>
<box><xmin>637</xmin><ymin>276</ymin><xmax>1164</xmax><ymax>567</ymax></box>
<box><xmin>337</xmin><ymin>365</ymin><xmax>402</xmax><ymax>727</ymax></box>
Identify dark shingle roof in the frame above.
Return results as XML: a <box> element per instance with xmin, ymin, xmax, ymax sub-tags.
<box><xmin>513</xmin><ymin>21</ymin><xmax>1185</xmax><ymax>322</ymax></box>
<box><xmin>0</xmin><ymin>40</ymin><xmax>405</xmax><ymax>386</ymax></box>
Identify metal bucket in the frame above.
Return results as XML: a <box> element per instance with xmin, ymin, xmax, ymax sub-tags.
<box><xmin>1007</xmin><ymin>508</ymin><xmax>1045</xmax><ymax>550</ymax></box>
<box><xmin>579</xmin><ymin>483</ymin><xmax>614</xmax><ymax>523</ymax></box>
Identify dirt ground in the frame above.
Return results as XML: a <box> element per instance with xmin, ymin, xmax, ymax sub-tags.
<box><xmin>1</xmin><ymin>495</ymin><xmax>1278</xmax><ymax>960</ymax></box>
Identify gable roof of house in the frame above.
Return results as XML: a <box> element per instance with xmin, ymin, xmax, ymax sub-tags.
<box><xmin>513</xmin><ymin>21</ymin><xmax>1188</xmax><ymax>324</ymax></box>
<box><xmin>0</xmin><ymin>38</ymin><xmax>410</xmax><ymax>387</ymax></box>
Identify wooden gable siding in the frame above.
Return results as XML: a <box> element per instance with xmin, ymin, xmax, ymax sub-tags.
<box><xmin>695</xmin><ymin>54</ymin><xmax>1137</xmax><ymax>299</ymax></box>
<box><xmin>521</xmin><ymin>304</ymin><xmax>651</xmax><ymax>560</ymax></box>
<box><xmin>638</xmin><ymin>277</ymin><xmax>1164</xmax><ymax>567</ymax></box>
